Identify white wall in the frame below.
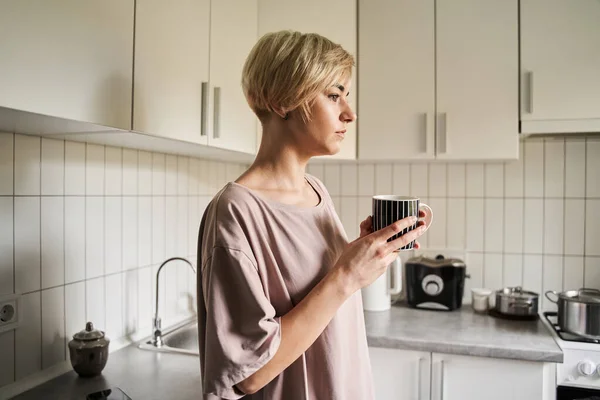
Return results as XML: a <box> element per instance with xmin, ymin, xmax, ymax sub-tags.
<box><xmin>0</xmin><ymin>132</ymin><xmax>247</xmax><ymax>388</ymax></box>
<box><xmin>308</xmin><ymin>136</ymin><xmax>600</xmax><ymax>311</ymax></box>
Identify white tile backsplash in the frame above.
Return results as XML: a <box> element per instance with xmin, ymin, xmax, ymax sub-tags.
<box><xmin>565</xmin><ymin>139</ymin><xmax>586</xmax><ymax>198</ymax></box>
<box><xmin>542</xmin><ymin>255</ymin><xmax>563</xmax><ymax>311</ymax></box>
<box><xmin>0</xmin><ymin>133</ymin><xmax>14</xmax><ymax>195</ymax></box>
<box><xmin>15</xmin><ymin>291</ymin><xmax>41</xmax><ymax>380</ymax></box>
<box><xmin>104</xmin><ymin>147</ymin><xmax>122</xmax><ymax>196</ymax></box>
<box><xmin>2</xmin><ymin>131</ymin><xmax>600</xmax><ymax>392</ymax></box>
<box><xmin>544</xmin><ymin>140</ymin><xmax>564</xmax><ymax>198</ymax></box>
<box><xmin>41</xmin><ymin>286</ymin><xmax>65</xmax><ymax>369</ymax></box>
<box><xmin>41</xmin><ymin>197</ymin><xmax>64</xmax><ymax>289</ymax></box>
<box><xmin>524</xmin><ymin>140</ymin><xmax>544</xmax><ymax>198</ymax></box>
<box><xmin>64</xmin><ymin>142</ymin><xmax>86</xmax><ymax>195</ymax></box>
<box><xmin>64</xmin><ymin>197</ymin><xmax>85</xmax><ymax>284</ymax></box>
<box><xmin>15</xmin><ymin>197</ymin><xmax>41</xmax><ymax>293</ymax></box>
<box><xmin>466</xmin><ymin>163</ymin><xmax>484</xmax><ymax>198</ymax></box>
<box><xmin>0</xmin><ymin>198</ymin><xmax>14</xmax><ymax>295</ymax></box>
<box><xmin>14</xmin><ymin>135</ymin><xmax>41</xmax><ymax>196</ymax></box>
<box><xmin>587</xmin><ymin>140</ymin><xmax>600</xmax><ymax>198</ymax></box>
<box><xmin>85</xmin><ymin>144</ymin><xmax>104</xmax><ymax>196</ymax></box>
<box><xmin>41</xmin><ymin>138</ymin><xmax>64</xmax><ymax>196</ymax></box>
<box><xmin>122</xmin><ymin>149</ymin><xmax>138</xmax><ymax>196</ymax></box>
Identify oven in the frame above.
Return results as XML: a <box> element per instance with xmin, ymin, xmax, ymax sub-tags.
<box><xmin>557</xmin><ymin>385</ymin><xmax>600</xmax><ymax>400</ymax></box>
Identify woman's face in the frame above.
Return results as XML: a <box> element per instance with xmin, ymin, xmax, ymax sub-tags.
<box><xmin>292</xmin><ymin>77</ymin><xmax>357</xmax><ymax>157</ymax></box>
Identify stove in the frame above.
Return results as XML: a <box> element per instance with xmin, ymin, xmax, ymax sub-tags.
<box><xmin>542</xmin><ymin>312</ymin><xmax>600</xmax><ymax>398</ymax></box>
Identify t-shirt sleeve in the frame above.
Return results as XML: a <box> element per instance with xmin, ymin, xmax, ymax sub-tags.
<box><xmin>201</xmin><ymin>246</ymin><xmax>281</xmax><ymax>398</ymax></box>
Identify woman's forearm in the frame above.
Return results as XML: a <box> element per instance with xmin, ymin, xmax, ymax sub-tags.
<box><xmin>235</xmin><ymin>267</ymin><xmax>355</xmax><ymax>394</ymax></box>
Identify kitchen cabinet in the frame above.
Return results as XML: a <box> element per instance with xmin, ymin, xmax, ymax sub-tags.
<box><xmin>133</xmin><ymin>0</ymin><xmax>210</xmax><ymax>145</ymax></box>
<box><xmin>369</xmin><ymin>347</ymin><xmax>431</xmax><ymax>400</ymax></box>
<box><xmin>208</xmin><ymin>0</ymin><xmax>258</xmax><ymax>155</ymax></box>
<box><xmin>358</xmin><ymin>0</ymin><xmax>519</xmax><ymax>161</ymax></box>
<box><xmin>258</xmin><ymin>0</ymin><xmax>357</xmax><ymax>160</ymax></box>
<box><xmin>369</xmin><ymin>347</ymin><xmax>556</xmax><ymax>400</ymax></box>
<box><xmin>134</xmin><ymin>0</ymin><xmax>257</xmax><ymax>154</ymax></box>
<box><xmin>0</xmin><ymin>0</ymin><xmax>134</xmax><ymax>131</ymax></box>
<box><xmin>520</xmin><ymin>0</ymin><xmax>600</xmax><ymax>134</ymax></box>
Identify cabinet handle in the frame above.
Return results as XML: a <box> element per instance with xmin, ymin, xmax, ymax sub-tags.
<box><xmin>416</xmin><ymin>357</ymin><xmax>423</xmax><ymax>399</ymax></box>
<box><xmin>213</xmin><ymin>86</ymin><xmax>221</xmax><ymax>139</ymax></box>
<box><xmin>436</xmin><ymin>113</ymin><xmax>447</xmax><ymax>154</ymax></box>
<box><xmin>422</xmin><ymin>113</ymin><xmax>428</xmax><ymax>154</ymax></box>
<box><xmin>526</xmin><ymin>71</ymin><xmax>534</xmax><ymax>114</ymax></box>
<box><xmin>200</xmin><ymin>82</ymin><xmax>208</xmax><ymax>137</ymax></box>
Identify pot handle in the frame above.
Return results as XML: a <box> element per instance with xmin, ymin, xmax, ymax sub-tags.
<box><xmin>509</xmin><ymin>302</ymin><xmax>533</xmax><ymax>308</ymax></box>
<box><xmin>545</xmin><ymin>290</ymin><xmax>559</xmax><ymax>303</ymax></box>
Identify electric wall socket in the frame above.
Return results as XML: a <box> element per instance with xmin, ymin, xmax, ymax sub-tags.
<box><xmin>0</xmin><ymin>293</ymin><xmax>21</xmax><ymax>333</ymax></box>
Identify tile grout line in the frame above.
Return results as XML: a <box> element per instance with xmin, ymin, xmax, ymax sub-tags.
<box><xmin>63</xmin><ymin>139</ymin><xmax>67</xmax><ymax>362</ymax></box>
<box><xmin>39</xmin><ymin>136</ymin><xmax>43</xmax><ymax>371</ymax></box>
<box><xmin>521</xmin><ymin>142</ymin><xmax>526</xmax><ymax>287</ymax></box>
<box><xmin>12</xmin><ymin>133</ymin><xmax>15</xmax><ymax>383</ymax></box>
<box><xmin>482</xmin><ymin>164</ymin><xmax>487</xmax><ymax>288</ymax></box>
<box><xmin>561</xmin><ymin>138</ymin><xmax>567</xmax><ymax>290</ymax></box>
<box><xmin>583</xmin><ymin>137</ymin><xmax>588</xmax><ymax>285</ymax></box>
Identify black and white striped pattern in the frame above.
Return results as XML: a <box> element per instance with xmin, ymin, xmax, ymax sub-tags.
<box><xmin>372</xmin><ymin>196</ymin><xmax>419</xmax><ymax>250</ymax></box>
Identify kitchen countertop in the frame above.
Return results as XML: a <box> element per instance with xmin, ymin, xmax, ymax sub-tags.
<box><xmin>10</xmin><ymin>304</ymin><xmax>562</xmax><ymax>400</ymax></box>
<box><xmin>365</xmin><ymin>303</ymin><xmax>563</xmax><ymax>363</ymax></box>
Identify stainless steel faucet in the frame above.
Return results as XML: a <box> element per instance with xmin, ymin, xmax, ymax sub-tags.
<box><xmin>152</xmin><ymin>257</ymin><xmax>196</xmax><ymax>347</ymax></box>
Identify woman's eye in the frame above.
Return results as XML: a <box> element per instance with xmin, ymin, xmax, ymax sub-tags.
<box><xmin>328</xmin><ymin>94</ymin><xmax>340</xmax><ymax>102</ymax></box>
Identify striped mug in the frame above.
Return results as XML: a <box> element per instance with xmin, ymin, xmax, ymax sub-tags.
<box><xmin>372</xmin><ymin>195</ymin><xmax>433</xmax><ymax>251</ymax></box>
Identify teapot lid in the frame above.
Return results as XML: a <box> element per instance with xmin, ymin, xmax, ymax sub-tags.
<box><xmin>73</xmin><ymin>322</ymin><xmax>105</xmax><ymax>341</ymax></box>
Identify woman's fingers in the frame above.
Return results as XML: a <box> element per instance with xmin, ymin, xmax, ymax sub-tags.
<box><xmin>372</xmin><ymin>216</ymin><xmax>417</xmax><ymax>244</ymax></box>
<box><xmin>385</xmin><ymin>225</ymin><xmax>425</xmax><ymax>253</ymax></box>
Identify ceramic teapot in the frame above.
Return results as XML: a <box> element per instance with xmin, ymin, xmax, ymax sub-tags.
<box><xmin>68</xmin><ymin>321</ymin><xmax>110</xmax><ymax>377</ymax></box>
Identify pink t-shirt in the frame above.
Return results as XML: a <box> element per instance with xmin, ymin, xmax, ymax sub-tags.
<box><xmin>196</xmin><ymin>174</ymin><xmax>374</xmax><ymax>400</ymax></box>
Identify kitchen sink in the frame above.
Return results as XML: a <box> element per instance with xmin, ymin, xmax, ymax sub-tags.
<box><xmin>138</xmin><ymin>318</ymin><xmax>199</xmax><ymax>356</ymax></box>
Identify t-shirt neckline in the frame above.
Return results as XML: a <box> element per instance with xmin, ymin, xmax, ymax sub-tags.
<box><xmin>228</xmin><ymin>175</ymin><xmax>325</xmax><ymax>213</ymax></box>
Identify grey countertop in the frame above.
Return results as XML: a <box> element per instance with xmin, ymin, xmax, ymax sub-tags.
<box><xmin>365</xmin><ymin>303</ymin><xmax>563</xmax><ymax>363</ymax></box>
<box><xmin>10</xmin><ymin>304</ymin><xmax>562</xmax><ymax>400</ymax></box>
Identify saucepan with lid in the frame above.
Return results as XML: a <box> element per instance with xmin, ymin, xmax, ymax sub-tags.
<box><xmin>545</xmin><ymin>288</ymin><xmax>600</xmax><ymax>340</ymax></box>
<box><xmin>494</xmin><ymin>286</ymin><xmax>539</xmax><ymax>317</ymax></box>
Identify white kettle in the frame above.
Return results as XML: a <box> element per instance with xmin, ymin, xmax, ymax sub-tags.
<box><xmin>361</xmin><ymin>255</ymin><xmax>402</xmax><ymax>311</ymax></box>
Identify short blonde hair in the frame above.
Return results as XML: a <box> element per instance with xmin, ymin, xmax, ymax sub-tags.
<box><xmin>242</xmin><ymin>30</ymin><xmax>354</xmax><ymax>123</ymax></box>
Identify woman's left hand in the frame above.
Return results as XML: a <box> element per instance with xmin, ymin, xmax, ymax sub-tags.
<box><xmin>357</xmin><ymin>210</ymin><xmax>427</xmax><ymax>248</ymax></box>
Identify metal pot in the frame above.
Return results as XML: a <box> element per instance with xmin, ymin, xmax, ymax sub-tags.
<box><xmin>495</xmin><ymin>286</ymin><xmax>539</xmax><ymax>316</ymax></box>
<box><xmin>545</xmin><ymin>288</ymin><xmax>600</xmax><ymax>340</ymax></box>
<box><xmin>68</xmin><ymin>321</ymin><xmax>110</xmax><ymax>377</ymax></box>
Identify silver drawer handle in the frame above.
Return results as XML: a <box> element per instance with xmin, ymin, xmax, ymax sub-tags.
<box><xmin>213</xmin><ymin>86</ymin><xmax>221</xmax><ymax>139</ymax></box>
<box><xmin>200</xmin><ymin>82</ymin><xmax>208</xmax><ymax>137</ymax></box>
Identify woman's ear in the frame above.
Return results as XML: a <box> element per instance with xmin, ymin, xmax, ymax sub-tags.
<box><xmin>271</xmin><ymin>105</ymin><xmax>289</xmax><ymax>120</ymax></box>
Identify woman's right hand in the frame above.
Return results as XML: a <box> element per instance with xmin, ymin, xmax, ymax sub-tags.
<box><xmin>334</xmin><ymin>216</ymin><xmax>426</xmax><ymax>294</ymax></box>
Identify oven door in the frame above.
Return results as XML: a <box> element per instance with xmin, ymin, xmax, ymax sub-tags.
<box><xmin>558</xmin><ymin>385</ymin><xmax>600</xmax><ymax>400</ymax></box>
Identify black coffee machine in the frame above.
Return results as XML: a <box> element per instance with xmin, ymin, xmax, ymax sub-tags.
<box><xmin>405</xmin><ymin>254</ymin><xmax>467</xmax><ymax>311</ymax></box>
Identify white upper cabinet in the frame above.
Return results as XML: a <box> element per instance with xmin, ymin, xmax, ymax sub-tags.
<box><xmin>358</xmin><ymin>0</ymin><xmax>436</xmax><ymax>160</ymax></box>
<box><xmin>258</xmin><ymin>0</ymin><xmax>358</xmax><ymax>160</ymax></box>
<box><xmin>133</xmin><ymin>0</ymin><xmax>210</xmax><ymax>145</ymax></box>
<box><xmin>0</xmin><ymin>0</ymin><xmax>134</xmax><ymax>131</ymax></box>
<box><xmin>369</xmin><ymin>347</ymin><xmax>431</xmax><ymax>400</ymax></box>
<box><xmin>435</xmin><ymin>0</ymin><xmax>519</xmax><ymax>160</ymax></box>
<box><xmin>208</xmin><ymin>0</ymin><xmax>258</xmax><ymax>155</ymax></box>
<box><xmin>358</xmin><ymin>0</ymin><xmax>519</xmax><ymax>161</ymax></box>
<box><xmin>520</xmin><ymin>0</ymin><xmax>600</xmax><ymax>134</ymax></box>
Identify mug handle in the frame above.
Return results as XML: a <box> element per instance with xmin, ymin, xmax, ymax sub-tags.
<box><xmin>418</xmin><ymin>203</ymin><xmax>433</xmax><ymax>233</ymax></box>
<box><xmin>388</xmin><ymin>255</ymin><xmax>402</xmax><ymax>295</ymax></box>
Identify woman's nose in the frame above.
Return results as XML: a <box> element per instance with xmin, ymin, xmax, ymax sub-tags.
<box><xmin>341</xmin><ymin>104</ymin><xmax>357</xmax><ymax>123</ymax></box>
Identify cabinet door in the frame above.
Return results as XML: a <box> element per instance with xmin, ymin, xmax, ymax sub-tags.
<box><xmin>436</xmin><ymin>0</ymin><xmax>519</xmax><ymax>160</ymax></box>
<box><xmin>133</xmin><ymin>0</ymin><xmax>210</xmax><ymax>145</ymax></box>
<box><xmin>369</xmin><ymin>347</ymin><xmax>431</xmax><ymax>400</ymax></box>
<box><xmin>208</xmin><ymin>0</ymin><xmax>258</xmax><ymax>154</ymax></box>
<box><xmin>358</xmin><ymin>0</ymin><xmax>435</xmax><ymax>161</ymax></box>
<box><xmin>431</xmin><ymin>353</ymin><xmax>551</xmax><ymax>400</ymax></box>
<box><xmin>0</xmin><ymin>0</ymin><xmax>134</xmax><ymax>130</ymax></box>
<box><xmin>258</xmin><ymin>0</ymin><xmax>358</xmax><ymax>160</ymax></box>
<box><xmin>520</xmin><ymin>0</ymin><xmax>600</xmax><ymax>134</ymax></box>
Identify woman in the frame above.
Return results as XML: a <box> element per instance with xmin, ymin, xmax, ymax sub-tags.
<box><xmin>197</xmin><ymin>30</ymin><xmax>427</xmax><ymax>399</ymax></box>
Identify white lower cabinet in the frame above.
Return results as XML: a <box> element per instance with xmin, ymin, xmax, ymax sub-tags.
<box><xmin>369</xmin><ymin>347</ymin><xmax>556</xmax><ymax>400</ymax></box>
<box><xmin>369</xmin><ymin>347</ymin><xmax>431</xmax><ymax>400</ymax></box>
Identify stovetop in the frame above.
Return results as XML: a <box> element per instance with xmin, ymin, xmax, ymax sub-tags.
<box><xmin>543</xmin><ymin>311</ymin><xmax>600</xmax><ymax>345</ymax></box>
